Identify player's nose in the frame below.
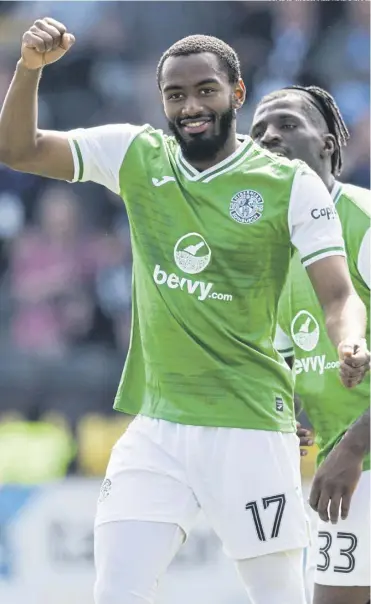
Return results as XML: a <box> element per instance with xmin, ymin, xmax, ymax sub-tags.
<box><xmin>260</xmin><ymin>124</ymin><xmax>282</xmax><ymax>146</ymax></box>
<box><xmin>181</xmin><ymin>96</ymin><xmax>204</xmax><ymax>117</ymax></box>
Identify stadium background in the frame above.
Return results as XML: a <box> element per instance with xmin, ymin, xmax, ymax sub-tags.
<box><xmin>0</xmin><ymin>1</ymin><xmax>369</xmax><ymax>603</ymax></box>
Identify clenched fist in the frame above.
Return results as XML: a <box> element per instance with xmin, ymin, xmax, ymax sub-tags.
<box><xmin>338</xmin><ymin>338</ymin><xmax>370</xmax><ymax>388</ymax></box>
<box><xmin>21</xmin><ymin>18</ymin><xmax>75</xmax><ymax>70</ymax></box>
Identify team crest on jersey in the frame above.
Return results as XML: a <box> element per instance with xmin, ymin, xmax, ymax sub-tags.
<box><xmin>229</xmin><ymin>190</ymin><xmax>264</xmax><ymax>225</ymax></box>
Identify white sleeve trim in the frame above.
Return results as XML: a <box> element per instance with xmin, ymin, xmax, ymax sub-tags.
<box><xmin>358</xmin><ymin>227</ymin><xmax>371</xmax><ymax>289</ymax></box>
<box><xmin>288</xmin><ymin>167</ymin><xmax>346</xmax><ymax>266</ymax></box>
<box><xmin>302</xmin><ymin>249</ymin><xmax>346</xmax><ymax>268</ymax></box>
<box><xmin>67</xmin><ymin>123</ymin><xmax>147</xmax><ymax>194</ymax></box>
<box><xmin>274</xmin><ymin>324</ymin><xmax>294</xmax><ymax>357</ymax></box>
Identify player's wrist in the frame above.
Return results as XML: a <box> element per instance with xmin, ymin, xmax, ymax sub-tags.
<box><xmin>338</xmin><ymin>432</ymin><xmax>368</xmax><ymax>459</ymax></box>
<box><xmin>17</xmin><ymin>57</ymin><xmax>43</xmax><ymax>73</ymax></box>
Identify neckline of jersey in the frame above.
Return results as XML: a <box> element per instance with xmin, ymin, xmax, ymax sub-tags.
<box><xmin>176</xmin><ymin>136</ymin><xmax>254</xmax><ymax>182</ymax></box>
<box><xmin>331</xmin><ymin>181</ymin><xmax>342</xmax><ymax>205</ymax></box>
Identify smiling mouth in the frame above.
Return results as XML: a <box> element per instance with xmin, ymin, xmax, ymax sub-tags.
<box><xmin>180</xmin><ymin>118</ymin><xmax>212</xmax><ymax>134</ymax></box>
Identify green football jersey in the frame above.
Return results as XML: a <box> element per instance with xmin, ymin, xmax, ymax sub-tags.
<box><xmin>276</xmin><ymin>181</ymin><xmax>370</xmax><ymax>468</ymax></box>
<box><xmin>68</xmin><ymin>124</ymin><xmax>345</xmax><ymax>432</ymax></box>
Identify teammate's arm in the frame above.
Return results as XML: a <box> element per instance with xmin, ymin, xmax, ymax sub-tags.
<box><xmin>309</xmin><ymin>408</ymin><xmax>370</xmax><ymax>524</ymax></box>
<box><xmin>289</xmin><ymin>168</ymin><xmax>369</xmax><ymax>389</ymax></box>
<box><xmin>0</xmin><ymin>18</ymin><xmax>76</xmax><ymax>180</ymax></box>
<box><xmin>341</xmin><ymin>407</ymin><xmax>370</xmax><ymax>457</ymax></box>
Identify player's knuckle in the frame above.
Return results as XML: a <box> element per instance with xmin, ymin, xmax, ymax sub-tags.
<box><xmin>34</xmin><ymin>19</ymin><xmax>45</xmax><ymax>29</ymax></box>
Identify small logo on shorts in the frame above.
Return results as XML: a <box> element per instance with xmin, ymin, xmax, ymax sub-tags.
<box><xmin>229</xmin><ymin>190</ymin><xmax>264</xmax><ymax>224</ymax></box>
<box><xmin>98</xmin><ymin>478</ymin><xmax>112</xmax><ymax>503</ymax></box>
<box><xmin>275</xmin><ymin>397</ymin><xmax>284</xmax><ymax>412</ymax></box>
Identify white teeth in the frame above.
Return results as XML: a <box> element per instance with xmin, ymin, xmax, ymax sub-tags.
<box><xmin>185</xmin><ymin>121</ymin><xmax>206</xmax><ymax>127</ymax></box>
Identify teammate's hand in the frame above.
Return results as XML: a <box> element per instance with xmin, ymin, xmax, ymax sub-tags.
<box><xmin>296</xmin><ymin>422</ymin><xmax>313</xmax><ymax>457</ymax></box>
<box><xmin>338</xmin><ymin>338</ymin><xmax>370</xmax><ymax>388</ymax></box>
<box><xmin>21</xmin><ymin>18</ymin><xmax>75</xmax><ymax>70</ymax></box>
<box><xmin>309</xmin><ymin>441</ymin><xmax>363</xmax><ymax>524</ymax></box>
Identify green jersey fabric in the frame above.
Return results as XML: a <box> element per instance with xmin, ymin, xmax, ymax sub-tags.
<box><xmin>68</xmin><ymin>124</ymin><xmax>345</xmax><ymax>432</ymax></box>
<box><xmin>276</xmin><ymin>182</ymin><xmax>370</xmax><ymax>468</ymax></box>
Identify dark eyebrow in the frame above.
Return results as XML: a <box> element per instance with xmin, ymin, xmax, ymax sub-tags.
<box><xmin>162</xmin><ymin>78</ymin><xmax>220</xmax><ymax>94</ymax></box>
<box><xmin>250</xmin><ymin>118</ymin><xmax>264</xmax><ymax>132</ymax></box>
<box><xmin>251</xmin><ymin>112</ymin><xmax>300</xmax><ymax>132</ymax></box>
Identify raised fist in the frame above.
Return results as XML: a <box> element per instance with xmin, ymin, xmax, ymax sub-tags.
<box><xmin>21</xmin><ymin>18</ymin><xmax>75</xmax><ymax>70</ymax></box>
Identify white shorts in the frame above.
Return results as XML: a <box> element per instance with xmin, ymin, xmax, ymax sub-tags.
<box><xmin>95</xmin><ymin>415</ymin><xmax>309</xmax><ymax>560</ymax></box>
<box><xmin>305</xmin><ymin>470</ymin><xmax>370</xmax><ymax>590</ymax></box>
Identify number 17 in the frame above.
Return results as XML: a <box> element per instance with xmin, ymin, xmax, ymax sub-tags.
<box><xmin>245</xmin><ymin>494</ymin><xmax>286</xmax><ymax>542</ymax></box>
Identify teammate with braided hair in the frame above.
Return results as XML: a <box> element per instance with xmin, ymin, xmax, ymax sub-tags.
<box><xmin>251</xmin><ymin>87</ymin><xmax>370</xmax><ymax>604</ymax></box>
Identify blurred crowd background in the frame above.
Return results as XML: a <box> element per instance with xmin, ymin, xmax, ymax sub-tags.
<box><xmin>0</xmin><ymin>1</ymin><xmax>369</xmax><ymax>482</ymax></box>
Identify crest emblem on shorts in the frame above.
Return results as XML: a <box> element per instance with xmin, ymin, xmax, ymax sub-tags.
<box><xmin>229</xmin><ymin>190</ymin><xmax>264</xmax><ymax>224</ymax></box>
<box><xmin>98</xmin><ymin>478</ymin><xmax>112</xmax><ymax>503</ymax></box>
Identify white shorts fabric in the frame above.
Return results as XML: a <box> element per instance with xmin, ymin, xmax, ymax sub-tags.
<box><xmin>305</xmin><ymin>470</ymin><xmax>370</xmax><ymax>592</ymax></box>
<box><xmin>95</xmin><ymin>415</ymin><xmax>309</xmax><ymax>560</ymax></box>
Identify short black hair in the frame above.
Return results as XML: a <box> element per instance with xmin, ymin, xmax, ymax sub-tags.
<box><xmin>257</xmin><ymin>85</ymin><xmax>350</xmax><ymax>176</ymax></box>
<box><xmin>157</xmin><ymin>35</ymin><xmax>241</xmax><ymax>88</ymax></box>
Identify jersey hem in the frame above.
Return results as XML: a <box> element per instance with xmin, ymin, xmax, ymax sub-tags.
<box><xmin>112</xmin><ymin>406</ymin><xmax>296</xmax><ymax>432</ymax></box>
<box><xmin>278</xmin><ymin>347</ymin><xmax>294</xmax><ymax>357</ymax></box>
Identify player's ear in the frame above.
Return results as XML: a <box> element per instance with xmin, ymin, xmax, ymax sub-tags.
<box><xmin>321</xmin><ymin>134</ymin><xmax>336</xmax><ymax>160</ymax></box>
<box><xmin>233</xmin><ymin>79</ymin><xmax>246</xmax><ymax>110</ymax></box>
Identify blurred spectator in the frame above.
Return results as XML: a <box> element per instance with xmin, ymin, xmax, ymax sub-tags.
<box><xmin>342</xmin><ymin>113</ymin><xmax>371</xmax><ymax>189</ymax></box>
<box><xmin>9</xmin><ymin>185</ymin><xmax>98</xmax><ymax>356</ymax></box>
<box><xmin>0</xmin><ymin>403</ymin><xmax>76</xmax><ymax>483</ymax></box>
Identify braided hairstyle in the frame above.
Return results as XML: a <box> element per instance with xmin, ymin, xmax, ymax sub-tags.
<box><xmin>259</xmin><ymin>85</ymin><xmax>350</xmax><ymax>175</ymax></box>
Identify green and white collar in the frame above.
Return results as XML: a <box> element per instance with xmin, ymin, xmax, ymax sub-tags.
<box><xmin>176</xmin><ymin>136</ymin><xmax>254</xmax><ymax>183</ymax></box>
<box><xmin>331</xmin><ymin>180</ymin><xmax>343</xmax><ymax>205</ymax></box>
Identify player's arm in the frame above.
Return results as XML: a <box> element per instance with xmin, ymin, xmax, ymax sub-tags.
<box><xmin>289</xmin><ymin>168</ymin><xmax>369</xmax><ymax>389</ymax></box>
<box><xmin>341</xmin><ymin>407</ymin><xmax>370</xmax><ymax>457</ymax></box>
<box><xmin>306</xmin><ymin>256</ymin><xmax>369</xmax><ymax>387</ymax></box>
<box><xmin>0</xmin><ymin>18</ymin><xmax>76</xmax><ymax>180</ymax></box>
<box><xmin>0</xmin><ymin>18</ymin><xmax>143</xmax><ymax>194</ymax></box>
<box><xmin>309</xmin><ymin>408</ymin><xmax>369</xmax><ymax>524</ymax></box>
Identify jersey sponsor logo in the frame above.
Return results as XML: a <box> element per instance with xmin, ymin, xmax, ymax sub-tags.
<box><xmin>311</xmin><ymin>206</ymin><xmax>337</xmax><ymax>220</ymax></box>
<box><xmin>153</xmin><ymin>232</ymin><xmax>232</xmax><ymax>302</ymax></box>
<box><xmin>229</xmin><ymin>189</ymin><xmax>264</xmax><ymax>224</ymax></box>
<box><xmin>291</xmin><ymin>310</ymin><xmax>320</xmax><ymax>352</ymax></box>
<box><xmin>294</xmin><ymin>354</ymin><xmax>340</xmax><ymax>376</ymax></box>
<box><xmin>153</xmin><ymin>265</ymin><xmax>232</xmax><ymax>302</ymax></box>
<box><xmin>174</xmin><ymin>233</ymin><xmax>211</xmax><ymax>275</ymax></box>
<box><xmin>152</xmin><ymin>176</ymin><xmax>176</xmax><ymax>187</ymax></box>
